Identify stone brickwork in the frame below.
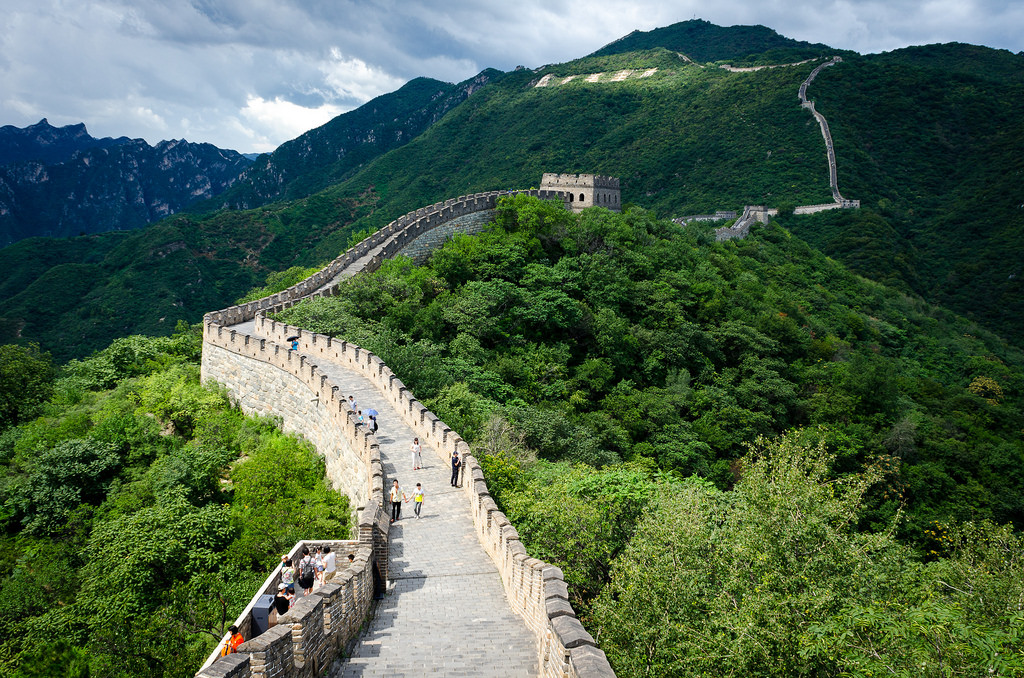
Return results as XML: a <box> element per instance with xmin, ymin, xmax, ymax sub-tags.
<box><xmin>197</xmin><ymin>536</ymin><xmax>385</xmax><ymax>678</ymax></box>
<box><xmin>200</xmin><ymin>175</ymin><xmax>619</xmax><ymax>678</ymax></box>
<box><xmin>540</xmin><ymin>173</ymin><xmax>621</xmax><ymax>212</ymax></box>
<box><xmin>396</xmin><ymin>208</ymin><xmax>496</xmax><ymax>263</ymax></box>
<box><xmin>201</xmin><ymin>342</ymin><xmax>370</xmax><ymax>507</ymax></box>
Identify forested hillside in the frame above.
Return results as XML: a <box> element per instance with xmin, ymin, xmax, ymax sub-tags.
<box><xmin>0</xmin><ymin>326</ymin><xmax>350</xmax><ymax>677</ymax></box>
<box><xmin>1</xmin><ymin>21</ymin><xmax>1022</xmax><ymax>354</ymax></box>
<box><xmin>275</xmin><ymin>195</ymin><xmax>1024</xmax><ymax>676</ymax></box>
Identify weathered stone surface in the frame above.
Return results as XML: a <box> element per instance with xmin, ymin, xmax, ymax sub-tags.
<box><xmin>551</xmin><ymin>614</ymin><xmax>598</xmax><ymax>649</ymax></box>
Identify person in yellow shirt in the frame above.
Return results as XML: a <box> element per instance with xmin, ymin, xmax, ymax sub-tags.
<box><xmin>413</xmin><ymin>483</ymin><xmax>424</xmax><ymax>519</ymax></box>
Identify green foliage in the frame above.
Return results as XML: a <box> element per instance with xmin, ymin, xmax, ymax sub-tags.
<box><xmin>0</xmin><ymin>331</ymin><xmax>351</xmax><ymax>676</ymax></box>
<box><xmin>590</xmin><ymin>433</ymin><xmax>1024</xmax><ymax>677</ymax></box>
<box><xmin>278</xmin><ymin>197</ymin><xmax>1024</xmax><ymax>540</ymax></box>
<box><xmin>0</xmin><ymin>344</ymin><xmax>54</xmax><ymax>431</ymax></box>
<box><xmin>589</xmin><ymin>19</ymin><xmax>833</xmax><ymax>63</ymax></box>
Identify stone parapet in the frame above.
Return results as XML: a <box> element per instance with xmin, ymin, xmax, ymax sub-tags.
<box><xmin>243</xmin><ymin>314</ymin><xmax>616</xmax><ymax>676</ymax></box>
<box><xmin>200</xmin><ymin>176</ymin><xmax>618</xmax><ymax>677</ymax></box>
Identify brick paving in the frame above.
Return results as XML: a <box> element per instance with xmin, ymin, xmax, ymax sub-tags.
<box><xmin>251</xmin><ymin>330</ymin><xmax>537</xmax><ymax>677</ymax></box>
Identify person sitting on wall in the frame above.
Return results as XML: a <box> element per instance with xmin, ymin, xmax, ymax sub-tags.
<box><xmin>221</xmin><ymin>625</ymin><xmax>244</xmax><ymax>655</ymax></box>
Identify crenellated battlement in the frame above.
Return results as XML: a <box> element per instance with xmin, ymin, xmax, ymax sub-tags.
<box><xmin>540</xmin><ymin>173</ymin><xmax>621</xmax><ymax>212</ymax></box>
<box><xmin>199</xmin><ymin>175</ymin><xmax>618</xmax><ymax>678</ymax></box>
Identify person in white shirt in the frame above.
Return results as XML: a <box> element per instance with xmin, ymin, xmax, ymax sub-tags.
<box><xmin>410</xmin><ymin>437</ymin><xmax>422</xmax><ymax>469</ymax></box>
<box><xmin>321</xmin><ymin>546</ymin><xmax>337</xmax><ymax>583</ymax></box>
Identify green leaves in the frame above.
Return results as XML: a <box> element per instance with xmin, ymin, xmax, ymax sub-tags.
<box><xmin>0</xmin><ymin>344</ymin><xmax>54</xmax><ymax>431</ymax></box>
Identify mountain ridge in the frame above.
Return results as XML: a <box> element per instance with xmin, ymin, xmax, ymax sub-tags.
<box><xmin>0</xmin><ymin>21</ymin><xmax>1022</xmax><ymax>358</ymax></box>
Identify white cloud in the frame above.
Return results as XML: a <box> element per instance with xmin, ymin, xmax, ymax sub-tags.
<box><xmin>321</xmin><ymin>50</ymin><xmax>407</xmax><ymax>102</ymax></box>
<box><xmin>239</xmin><ymin>95</ymin><xmax>345</xmax><ymax>152</ymax></box>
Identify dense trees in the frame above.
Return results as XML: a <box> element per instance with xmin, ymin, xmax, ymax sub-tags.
<box><xmin>277</xmin><ymin>196</ymin><xmax>1024</xmax><ymax>676</ymax></box>
<box><xmin>0</xmin><ymin>325</ymin><xmax>350</xmax><ymax>676</ymax></box>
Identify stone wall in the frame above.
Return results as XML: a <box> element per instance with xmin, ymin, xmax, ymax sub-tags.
<box><xmin>396</xmin><ymin>208</ymin><xmax>496</xmax><ymax>263</ymax></box>
<box><xmin>539</xmin><ymin>173</ymin><xmax>621</xmax><ymax>212</ymax></box>
<box><xmin>201</xmin><ymin>343</ymin><xmax>370</xmax><ymax>507</ymax></box>
<box><xmin>201</xmin><ymin>178</ymin><xmax>618</xmax><ymax>677</ymax></box>
<box><xmin>196</xmin><ymin>530</ymin><xmax>387</xmax><ymax>678</ymax></box>
<box><xmin>249</xmin><ymin>314</ymin><xmax>616</xmax><ymax>678</ymax></box>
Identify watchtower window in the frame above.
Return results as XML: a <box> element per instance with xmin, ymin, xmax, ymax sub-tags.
<box><xmin>568</xmin><ymin>193</ymin><xmax>574</xmax><ymax>202</ymax></box>
<box><xmin>579</xmin><ymin>193</ymin><xmax>585</xmax><ymax>202</ymax></box>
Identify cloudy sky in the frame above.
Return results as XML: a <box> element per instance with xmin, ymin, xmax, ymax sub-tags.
<box><xmin>2</xmin><ymin>1</ymin><xmax>1021</xmax><ymax>154</ymax></box>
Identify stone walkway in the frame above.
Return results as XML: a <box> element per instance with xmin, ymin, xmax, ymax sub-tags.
<box><xmin>244</xmin><ymin>321</ymin><xmax>537</xmax><ymax>677</ymax></box>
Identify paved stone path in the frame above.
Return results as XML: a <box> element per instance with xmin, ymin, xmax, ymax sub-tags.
<box><xmin>243</xmin><ymin>321</ymin><xmax>537</xmax><ymax>677</ymax></box>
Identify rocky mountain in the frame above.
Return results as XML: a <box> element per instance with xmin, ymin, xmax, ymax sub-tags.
<box><xmin>0</xmin><ymin>118</ymin><xmax>132</xmax><ymax>166</ymax></box>
<box><xmin>0</xmin><ymin>121</ymin><xmax>252</xmax><ymax>245</ymax></box>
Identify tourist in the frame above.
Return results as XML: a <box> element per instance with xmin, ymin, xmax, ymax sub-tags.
<box><xmin>348</xmin><ymin>395</ymin><xmax>358</xmax><ymax>412</ymax></box>
<box><xmin>221</xmin><ymin>625</ymin><xmax>244</xmax><ymax>655</ymax></box>
<box><xmin>389</xmin><ymin>479</ymin><xmax>407</xmax><ymax>522</ymax></box>
<box><xmin>413</xmin><ymin>483</ymin><xmax>424</xmax><ymax>519</ymax></box>
<box><xmin>280</xmin><ymin>557</ymin><xmax>295</xmax><ymax>591</ymax></box>
<box><xmin>314</xmin><ymin>546</ymin><xmax>326</xmax><ymax>584</ymax></box>
<box><xmin>322</xmin><ymin>546</ymin><xmax>337</xmax><ymax>583</ymax></box>
<box><xmin>297</xmin><ymin>546</ymin><xmax>316</xmax><ymax>596</ymax></box>
<box><xmin>450</xmin><ymin>450</ymin><xmax>461</xmax><ymax>487</ymax></box>
<box><xmin>410</xmin><ymin>437</ymin><xmax>422</xmax><ymax>469</ymax></box>
<box><xmin>273</xmin><ymin>583</ymin><xmax>290</xmax><ymax>616</ymax></box>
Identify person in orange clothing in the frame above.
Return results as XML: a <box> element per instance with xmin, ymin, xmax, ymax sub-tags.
<box><xmin>221</xmin><ymin>625</ymin><xmax>244</xmax><ymax>655</ymax></box>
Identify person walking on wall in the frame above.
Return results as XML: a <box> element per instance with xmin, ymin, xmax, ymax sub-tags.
<box><xmin>389</xmin><ymin>479</ymin><xmax>408</xmax><ymax>522</ymax></box>
<box><xmin>297</xmin><ymin>546</ymin><xmax>316</xmax><ymax>596</ymax></box>
<box><xmin>412</xmin><ymin>483</ymin><xmax>424</xmax><ymax>519</ymax></box>
<box><xmin>280</xmin><ymin>556</ymin><xmax>295</xmax><ymax>592</ymax></box>
<box><xmin>410</xmin><ymin>437</ymin><xmax>422</xmax><ymax>469</ymax></box>
<box><xmin>322</xmin><ymin>546</ymin><xmax>337</xmax><ymax>583</ymax></box>
<box><xmin>450</xmin><ymin>450</ymin><xmax>461</xmax><ymax>487</ymax></box>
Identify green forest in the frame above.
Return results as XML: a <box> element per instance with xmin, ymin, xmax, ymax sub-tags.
<box><xmin>0</xmin><ymin>326</ymin><xmax>350</xmax><ymax>677</ymax></box>
<box><xmin>272</xmin><ymin>196</ymin><xmax>1024</xmax><ymax>675</ymax></box>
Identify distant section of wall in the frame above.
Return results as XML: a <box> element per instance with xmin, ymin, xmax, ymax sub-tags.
<box><xmin>396</xmin><ymin>209</ymin><xmax>496</xmax><ymax>263</ymax></box>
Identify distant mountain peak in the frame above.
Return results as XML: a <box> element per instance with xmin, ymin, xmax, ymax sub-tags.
<box><xmin>590</xmin><ymin>18</ymin><xmax>833</xmax><ymax>63</ymax></box>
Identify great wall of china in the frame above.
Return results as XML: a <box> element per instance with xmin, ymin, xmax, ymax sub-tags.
<box><xmin>196</xmin><ymin>56</ymin><xmax>855</xmax><ymax>677</ymax></box>
<box><xmin>198</xmin><ymin>180</ymin><xmax>619</xmax><ymax>678</ymax></box>
<box><xmin>680</xmin><ymin>55</ymin><xmax>859</xmax><ymax>241</ymax></box>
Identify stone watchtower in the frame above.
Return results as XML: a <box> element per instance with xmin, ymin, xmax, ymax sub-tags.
<box><xmin>540</xmin><ymin>173</ymin><xmax>621</xmax><ymax>212</ymax></box>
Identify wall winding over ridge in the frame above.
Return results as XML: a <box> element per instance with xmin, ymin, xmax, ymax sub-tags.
<box><xmin>201</xmin><ymin>187</ymin><xmax>617</xmax><ymax>677</ymax></box>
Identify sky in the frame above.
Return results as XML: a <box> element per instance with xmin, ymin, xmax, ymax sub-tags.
<box><xmin>1</xmin><ymin>1</ymin><xmax>1021</xmax><ymax>154</ymax></box>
